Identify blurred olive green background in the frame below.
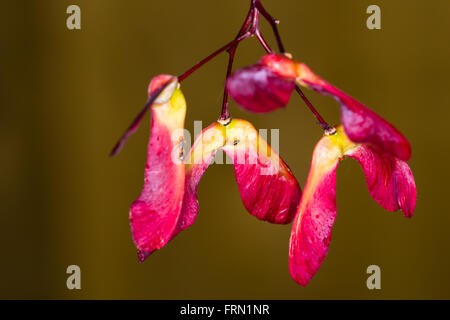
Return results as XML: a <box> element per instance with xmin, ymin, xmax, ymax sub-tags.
<box><xmin>1</xmin><ymin>0</ymin><xmax>449</xmax><ymax>299</ymax></box>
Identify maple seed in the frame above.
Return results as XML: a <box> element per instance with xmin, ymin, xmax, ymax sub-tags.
<box><xmin>111</xmin><ymin>0</ymin><xmax>416</xmax><ymax>287</ymax></box>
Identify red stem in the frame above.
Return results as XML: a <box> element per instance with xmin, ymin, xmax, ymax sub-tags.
<box><xmin>219</xmin><ymin>2</ymin><xmax>255</xmax><ymax>122</ymax></box>
<box><xmin>255</xmin><ymin>0</ymin><xmax>285</xmax><ymax>53</ymax></box>
<box><xmin>294</xmin><ymin>86</ymin><xmax>332</xmax><ymax>131</ymax></box>
<box><xmin>179</xmin><ymin>0</ymin><xmax>332</xmax><ymax>132</ymax></box>
<box><xmin>112</xmin><ymin>0</ymin><xmax>334</xmax><ymax>157</ymax></box>
<box><xmin>178</xmin><ymin>32</ymin><xmax>251</xmax><ymax>83</ymax></box>
<box><xmin>255</xmin><ymin>0</ymin><xmax>332</xmax><ymax>131</ymax></box>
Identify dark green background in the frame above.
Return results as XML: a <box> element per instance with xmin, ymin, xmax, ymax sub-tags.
<box><xmin>1</xmin><ymin>0</ymin><xmax>449</xmax><ymax>299</ymax></box>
